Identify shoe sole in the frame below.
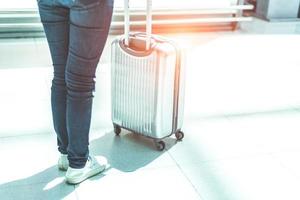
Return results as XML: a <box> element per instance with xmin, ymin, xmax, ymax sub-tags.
<box><xmin>66</xmin><ymin>165</ymin><xmax>106</xmax><ymax>185</ymax></box>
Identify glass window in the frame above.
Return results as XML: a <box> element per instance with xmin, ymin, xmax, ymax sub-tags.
<box><xmin>115</xmin><ymin>0</ymin><xmax>238</xmax><ymax>9</ymax></box>
<box><xmin>0</xmin><ymin>0</ymin><xmax>239</xmax><ymax>10</ymax></box>
<box><xmin>0</xmin><ymin>0</ymin><xmax>243</xmax><ymax>38</ymax></box>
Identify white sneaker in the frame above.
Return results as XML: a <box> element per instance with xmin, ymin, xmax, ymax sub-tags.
<box><xmin>65</xmin><ymin>156</ymin><xmax>108</xmax><ymax>184</ymax></box>
<box><xmin>58</xmin><ymin>154</ymin><xmax>69</xmax><ymax>171</ymax></box>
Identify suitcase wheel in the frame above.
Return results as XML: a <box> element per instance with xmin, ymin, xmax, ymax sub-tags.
<box><xmin>114</xmin><ymin>125</ymin><xmax>121</xmax><ymax>136</ymax></box>
<box><xmin>155</xmin><ymin>140</ymin><xmax>165</xmax><ymax>151</ymax></box>
<box><xmin>175</xmin><ymin>131</ymin><xmax>184</xmax><ymax>141</ymax></box>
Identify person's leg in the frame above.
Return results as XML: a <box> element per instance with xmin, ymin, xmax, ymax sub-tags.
<box><xmin>66</xmin><ymin>0</ymin><xmax>114</xmax><ymax>169</ymax></box>
<box><xmin>37</xmin><ymin>0</ymin><xmax>70</xmax><ymax>155</ymax></box>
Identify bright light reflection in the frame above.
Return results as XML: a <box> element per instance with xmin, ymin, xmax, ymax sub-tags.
<box><xmin>43</xmin><ymin>177</ymin><xmax>65</xmax><ymax>191</ymax></box>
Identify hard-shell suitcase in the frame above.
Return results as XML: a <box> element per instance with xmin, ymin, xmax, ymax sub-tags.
<box><xmin>111</xmin><ymin>0</ymin><xmax>185</xmax><ymax>151</ymax></box>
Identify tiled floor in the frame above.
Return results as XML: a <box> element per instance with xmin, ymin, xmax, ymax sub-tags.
<box><xmin>1</xmin><ymin>18</ymin><xmax>300</xmax><ymax>200</ymax></box>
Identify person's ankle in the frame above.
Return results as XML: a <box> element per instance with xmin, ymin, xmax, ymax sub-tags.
<box><xmin>58</xmin><ymin>153</ymin><xmax>69</xmax><ymax>171</ymax></box>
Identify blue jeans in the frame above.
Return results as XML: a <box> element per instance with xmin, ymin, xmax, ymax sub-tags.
<box><xmin>37</xmin><ymin>0</ymin><xmax>114</xmax><ymax>168</ymax></box>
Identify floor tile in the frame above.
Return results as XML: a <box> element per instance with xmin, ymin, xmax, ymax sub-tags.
<box><xmin>177</xmin><ymin>156</ymin><xmax>300</xmax><ymax>200</ymax></box>
<box><xmin>170</xmin><ymin>109</ymin><xmax>300</xmax><ymax>167</ymax></box>
<box><xmin>271</xmin><ymin>151</ymin><xmax>300</xmax><ymax>179</ymax></box>
<box><xmin>75</xmin><ymin>166</ymin><xmax>202</xmax><ymax>200</ymax></box>
<box><xmin>225</xmin><ymin>111</ymin><xmax>300</xmax><ymax>153</ymax></box>
<box><xmin>168</xmin><ymin>118</ymin><xmax>271</xmax><ymax>166</ymax></box>
<box><xmin>0</xmin><ymin>98</ymin><xmax>52</xmax><ymax>137</ymax></box>
<box><xmin>0</xmin><ymin>134</ymin><xmax>59</xmax><ymax>185</ymax></box>
<box><xmin>0</xmin><ymin>135</ymin><xmax>76</xmax><ymax>199</ymax></box>
<box><xmin>0</xmin><ymin>67</ymin><xmax>52</xmax><ymax>137</ymax></box>
<box><xmin>0</xmin><ymin>181</ymin><xmax>76</xmax><ymax>200</ymax></box>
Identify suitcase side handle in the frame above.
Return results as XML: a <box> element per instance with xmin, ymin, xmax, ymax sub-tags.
<box><xmin>124</xmin><ymin>0</ymin><xmax>152</xmax><ymax>51</ymax></box>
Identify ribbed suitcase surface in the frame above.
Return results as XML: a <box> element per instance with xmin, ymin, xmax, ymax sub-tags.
<box><xmin>111</xmin><ymin>35</ymin><xmax>183</xmax><ymax>139</ymax></box>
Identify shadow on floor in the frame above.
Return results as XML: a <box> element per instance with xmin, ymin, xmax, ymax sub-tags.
<box><xmin>0</xmin><ymin>166</ymin><xmax>76</xmax><ymax>200</ymax></box>
<box><xmin>89</xmin><ymin>130</ymin><xmax>177</xmax><ymax>172</ymax></box>
<box><xmin>0</xmin><ymin>130</ymin><xmax>177</xmax><ymax>199</ymax></box>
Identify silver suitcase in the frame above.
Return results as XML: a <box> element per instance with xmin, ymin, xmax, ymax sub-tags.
<box><xmin>111</xmin><ymin>0</ymin><xmax>185</xmax><ymax>150</ymax></box>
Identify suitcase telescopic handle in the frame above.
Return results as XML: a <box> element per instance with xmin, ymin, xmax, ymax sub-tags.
<box><xmin>124</xmin><ymin>0</ymin><xmax>152</xmax><ymax>51</ymax></box>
